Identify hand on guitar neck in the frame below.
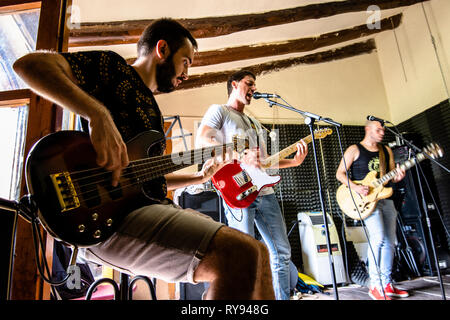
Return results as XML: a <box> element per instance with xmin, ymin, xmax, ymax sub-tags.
<box><xmin>392</xmin><ymin>163</ymin><xmax>406</xmax><ymax>183</ymax></box>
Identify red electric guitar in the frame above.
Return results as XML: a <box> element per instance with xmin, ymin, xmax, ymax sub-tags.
<box><xmin>212</xmin><ymin>128</ymin><xmax>333</xmax><ymax>208</ymax></box>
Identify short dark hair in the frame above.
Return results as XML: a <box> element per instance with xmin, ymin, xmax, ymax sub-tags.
<box><xmin>227</xmin><ymin>70</ymin><xmax>256</xmax><ymax>96</ymax></box>
<box><xmin>137</xmin><ymin>18</ymin><xmax>198</xmax><ymax>57</ymax></box>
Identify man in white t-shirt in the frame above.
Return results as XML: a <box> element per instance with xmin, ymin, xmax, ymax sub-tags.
<box><xmin>196</xmin><ymin>70</ymin><xmax>308</xmax><ymax>300</ymax></box>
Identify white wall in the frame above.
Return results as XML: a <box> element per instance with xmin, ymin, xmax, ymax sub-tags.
<box><xmin>69</xmin><ymin>0</ymin><xmax>450</xmax><ymax>165</ymax></box>
<box><xmin>159</xmin><ymin>0</ymin><xmax>450</xmax><ymax>156</ymax></box>
<box><xmin>376</xmin><ymin>0</ymin><xmax>450</xmax><ymax>124</ymax></box>
<box><xmin>157</xmin><ymin>51</ymin><xmax>391</xmax><ymax>154</ymax></box>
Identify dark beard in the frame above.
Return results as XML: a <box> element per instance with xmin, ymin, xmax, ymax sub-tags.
<box><xmin>155</xmin><ymin>54</ymin><xmax>176</xmax><ymax>93</ymax></box>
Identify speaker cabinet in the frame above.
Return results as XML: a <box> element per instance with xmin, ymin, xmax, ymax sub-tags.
<box><xmin>178</xmin><ymin>190</ymin><xmax>225</xmax><ymax>224</ymax></box>
<box><xmin>0</xmin><ymin>209</ymin><xmax>17</xmax><ymax>300</ymax></box>
<box><xmin>393</xmin><ymin>147</ymin><xmax>449</xmax><ymax>276</ymax></box>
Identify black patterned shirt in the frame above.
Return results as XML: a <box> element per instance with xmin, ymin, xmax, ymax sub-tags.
<box><xmin>61</xmin><ymin>50</ymin><xmax>167</xmax><ymax>201</ymax></box>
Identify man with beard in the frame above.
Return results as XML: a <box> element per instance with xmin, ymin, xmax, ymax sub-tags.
<box><xmin>14</xmin><ymin>18</ymin><xmax>275</xmax><ymax>300</ymax></box>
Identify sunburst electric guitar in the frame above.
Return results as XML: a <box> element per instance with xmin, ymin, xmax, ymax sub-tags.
<box><xmin>25</xmin><ymin>130</ymin><xmax>247</xmax><ymax>247</ymax></box>
<box><xmin>212</xmin><ymin>128</ymin><xmax>333</xmax><ymax>208</ymax></box>
<box><xmin>336</xmin><ymin>142</ymin><xmax>443</xmax><ymax>220</ymax></box>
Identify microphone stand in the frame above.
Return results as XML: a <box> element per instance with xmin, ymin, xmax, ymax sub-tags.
<box><xmin>383</xmin><ymin>124</ymin><xmax>449</xmax><ymax>173</ymax></box>
<box><xmin>262</xmin><ymin>97</ymin><xmax>342</xmax><ymax>300</ymax></box>
<box><xmin>383</xmin><ymin>123</ymin><xmax>448</xmax><ymax>300</ymax></box>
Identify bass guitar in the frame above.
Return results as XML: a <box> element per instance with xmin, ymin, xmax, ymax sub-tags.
<box><xmin>26</xmin><ymin>130</ymin><xmax>247</xmax><ymax>247</ymax></box>
<box><xmin>212</xmin><ymin>128</ymin><xmax>333</xmax><ymax>208</ymax></box>
<box><xmin>336</xmin><ymin>142</ymin><xmax>443</xmax><ymax>220</ymax></box>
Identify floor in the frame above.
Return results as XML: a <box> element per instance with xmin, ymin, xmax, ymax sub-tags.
<box><xmin>294</xmin><ymin>274</ymin><xmax>450</xmax><ymax>300</ymax></box>
<box><xmin>78</xmin><ymin>268</ymin><xmax>450</xmax><ymax>301</ymax></box>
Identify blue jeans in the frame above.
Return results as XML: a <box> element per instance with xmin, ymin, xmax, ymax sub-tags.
<box><xmin>223</xmin><ymin>193</ymin><xmax>291</xmax><ymax>300</ymax></box>
<box><xmin>364</xmin><ymin>199</ymin><xmax>398</xmax><ymax>289</ymax></box>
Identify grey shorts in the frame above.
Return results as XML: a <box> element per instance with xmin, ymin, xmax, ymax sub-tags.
<box><xmin>78</xmin><ymin>203</ymin><xmax>224</xmax><ymax>283</ymax></box>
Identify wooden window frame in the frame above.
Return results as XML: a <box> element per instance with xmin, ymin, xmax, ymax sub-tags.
<box><xmin>0</xmin><ymin>0</ymin><xmax>71</xmax><ymax>300</ymax></box>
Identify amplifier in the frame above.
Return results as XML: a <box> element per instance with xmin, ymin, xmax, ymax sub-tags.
<box><xmin>298</xmin><ymin>211</ymin><xmax>347</xmax><ymax>285</ymax></box>
<box><xmin>177</xmin><ymin>191</ymin><xmax>223</xmax><ymax>300</ymax></box>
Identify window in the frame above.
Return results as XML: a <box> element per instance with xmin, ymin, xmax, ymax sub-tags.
<box><xmin>0</xmin><ymin>8</ymin><xmax>40</xmax><ymax>91</ymax></box>
<box><xmin>0</xmin><ymin>8</ymin><xmax>40</xmax><ymax>200</ymax></box>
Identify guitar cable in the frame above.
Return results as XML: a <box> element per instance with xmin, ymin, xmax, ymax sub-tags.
<box><xmin>31</xmin><ymin>217</ymin><xmax>67</xmax><ymax>299</ymax></box>
<box><xmin>230</xmin><ymin>208</ymin><xmax>244</xmax><ymax>223</ymax></box>
<box><xmin>30</xmin><ymin>215</ymin><xmax>91</xmax><ymax>298</ymax></box>
<box><xmin>334</xmin><ymin>127</ymin><xmax>387</xmax><ymax>298</ymax></box>
<box><xmin>214</xmin><ymin>188</ymin><xmax>244</xmax><ymax>223</ymax></box>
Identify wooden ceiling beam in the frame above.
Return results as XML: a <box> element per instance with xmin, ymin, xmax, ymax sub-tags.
<box><xmin>68</xmin><ymin>0</ymin><xmax>427</xmax><ymax>47</ymax></box>
<box><xmin>127</xmin><ymin>13</ymin><xmax>401</xmax><ymax>67</ymax></box>
<box><xmin>164</xmin><ymin>39</ymin><xmax>377</xmax><ymax>93</ymax></box>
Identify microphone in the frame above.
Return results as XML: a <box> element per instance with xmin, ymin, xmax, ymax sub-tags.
<box><xmin>388</xmin><ymin>140</ymin><xmax>402</xmax><ymax>148</ymax></box>
<box><xmin>253</xmin><ymin>92</ymin><xmax>280</xmax><ymax>99</ymax></box>
<box><xmin>387</xmin><ymin>136</ymin><xmax>403</xmax><ymax>148</ymax></box>
<box><xmin>367</xmin><ymin>115</ymin><xmax>386</xmax><ymax>125</ymax></box>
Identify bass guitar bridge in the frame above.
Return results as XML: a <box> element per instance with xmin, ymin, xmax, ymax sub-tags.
<box><xmin>50</xmin><ymin>171</ymin><xmax>80</xmax><ymax>212</ymax></box>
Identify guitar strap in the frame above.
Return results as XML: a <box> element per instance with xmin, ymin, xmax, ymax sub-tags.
<box><xmin>378</xmin><ymin>144</ymin><xmax>386</xmax><ymax>177</ymax></box>
<box><xmin>225</xmin><ymin>105</ymin><xmax>262</xmax><ymax>147</ymax></box>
